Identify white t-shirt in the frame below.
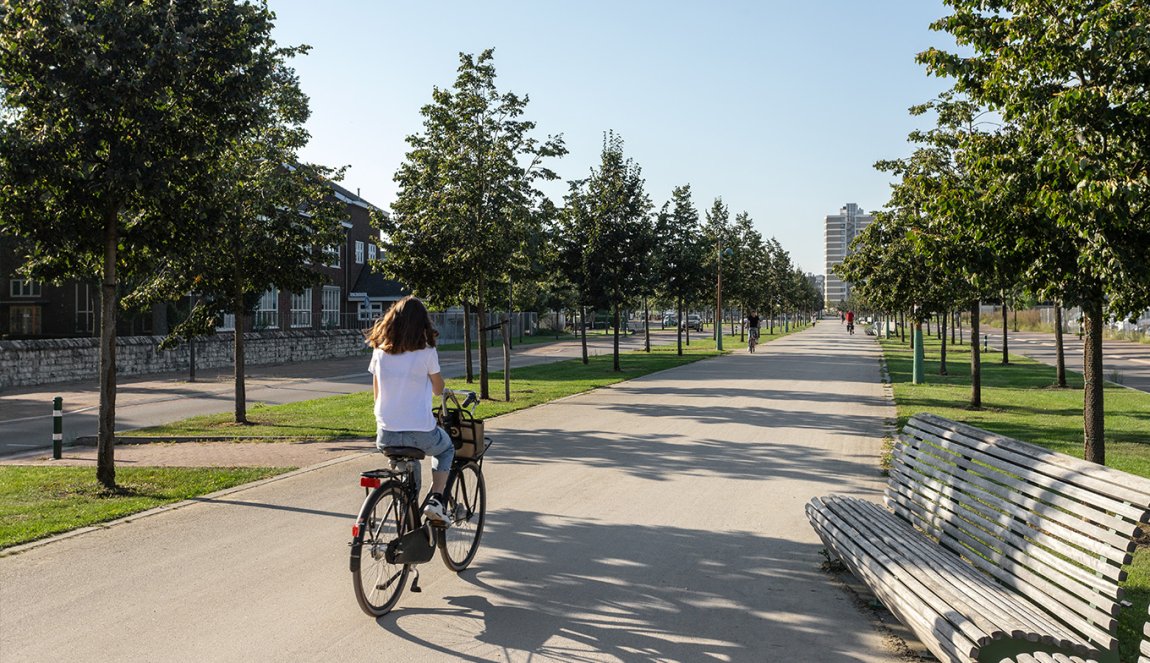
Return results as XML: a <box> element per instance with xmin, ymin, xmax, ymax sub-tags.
<box><xmin>368</xmin><ymin>346</ymin><xmax>440</xmax><ymax>432</ymax></box>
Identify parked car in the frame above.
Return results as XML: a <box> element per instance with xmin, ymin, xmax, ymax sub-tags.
<box><xmin>680</xmin><ymin>314</ymin><xmax>703</xmax><ymax>332</ymax></box>
<box><xmin>662</xmin><ymin>314</ymin><xmax>677</xmax><ymax>327</ymax></box>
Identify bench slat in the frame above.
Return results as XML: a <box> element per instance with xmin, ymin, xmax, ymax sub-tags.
<box><xmin>808</xmin><ymin>498</ymin><xmax>982</xmax><ymax>662</ymax></box>
<box><xmin>889</xmin><ymin>453</ymin><xmax>1129</xmax><ymax>580</ymax></box>
<box><xmin>825</xmin><ymin>495</ymin><xmax>1091</xmax><ymax>651</ymax></box>
<box><xmin>895</xmin><ymin>435</ymin><xmax>1138</xmax><ymax>555</ymax></box>
<box><xmin>889</xmin><ymin>445</ymin><xmax>1121</xmax><ymax>648</ymax></box>
<box><xmin>913</xmin><ymin>414</ymin><xmax>1150</xmax><ymax>511</ymax></box>
<box><xmin>888</xmin><ymin>465</ymin><xmax>1124</xmax><ymax>597</ymax></box>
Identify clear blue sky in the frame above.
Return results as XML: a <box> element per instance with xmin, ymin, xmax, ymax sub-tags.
<box><xmin>267</xmin><ymin>1</ymin><xmax>956</xmax><ymax>275</ymax></box>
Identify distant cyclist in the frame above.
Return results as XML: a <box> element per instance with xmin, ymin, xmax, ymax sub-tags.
<box><xmin>845</xmin><ymin>310</ymin><xmax>855</xmax><ymax>335</ymax></box>
<box><xmin>747</xmin><ymin>310</ymin><xmax>761</xmax><ymax>352</ymax></box>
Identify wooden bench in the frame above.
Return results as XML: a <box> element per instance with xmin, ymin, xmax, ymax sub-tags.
<box><xmin>806</xmin><ymin>413</ymin><xmax>1150</xmax><ymax>663</ymax></box>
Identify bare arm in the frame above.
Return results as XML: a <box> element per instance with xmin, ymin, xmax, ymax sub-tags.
<box><xmin>430</xmin><ymin>372</ymin><xmax>445</xmax><ymax>396</ymax></box>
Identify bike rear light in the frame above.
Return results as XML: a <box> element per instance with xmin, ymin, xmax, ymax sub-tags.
<box><xmin>352</xmin><ymin>524</ymin><xmax>360</xmax><ymax>538</ymax></box>
<box><xmin>360</xmin><ymin>476</ymin><xmax>381</xmax><ymax>488</ymax></box>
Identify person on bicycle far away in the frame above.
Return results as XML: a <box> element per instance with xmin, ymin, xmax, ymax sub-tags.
<box><xmin>365</xmin><ymin>296</ymin><xmax>454</xmax><ymax>526</ymax></box>
<box><xmin>845</xmin><ymin>310</ymin><xmax>855</xmax><ymax>334</ymax></box>
<box><xmin>747</xmin><ymin>310</ymin><xmax>761</xmax><ymax>341</ymax></box>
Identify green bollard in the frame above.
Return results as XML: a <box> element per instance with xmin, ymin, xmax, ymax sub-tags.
<box><xmin>52</xmin><ymin>396</ymin><xmax>63</xmax><ymax>460</ymax></box>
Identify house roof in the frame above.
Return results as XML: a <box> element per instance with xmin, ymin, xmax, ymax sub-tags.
<box><xmin>328</xmin><ymin>180</ymin><xmax>384</xmax><ymax>214</ymax></box>
<box><xmin>349</xmin><ymin>268</ymin><xmax>409</xmax><ymax>302</ymax></box>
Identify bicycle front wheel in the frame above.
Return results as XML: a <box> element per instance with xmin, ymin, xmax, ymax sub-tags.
<box><xmin>439</xmin><ymin>461</ymin><xmax>487</xmax><ymax>572</ymax></box>
<box><xmin>350</xmin><ymin>484</ymin><xmax>414</xmax><ymax>616</ymax></box>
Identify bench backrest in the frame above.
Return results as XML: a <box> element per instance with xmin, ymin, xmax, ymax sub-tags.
<box><xmin>887</xmin><ymin>413</ymin><xmax>1150</xmax><ymax>656</ymax></box>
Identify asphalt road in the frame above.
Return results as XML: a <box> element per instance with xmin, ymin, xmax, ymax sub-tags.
<box><xmin>0</xmin><ymin>330</ymin><xmax>675</xmax><ymax>457</ymax></box>
<box><xmin>981</xmin><ymin>329</ymin><xmax>1150</xmax><ymax>393</ymax></box>
<box><xmin>0</xmin><ymin>323</ymin><xmax>904</xmax><ymax>662</ymax></box>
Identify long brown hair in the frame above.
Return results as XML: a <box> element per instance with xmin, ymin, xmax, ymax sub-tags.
<box><xmin>364</xmin><ymin>296</ymin><xmax>438</xmax><ymax>354</ymax></box>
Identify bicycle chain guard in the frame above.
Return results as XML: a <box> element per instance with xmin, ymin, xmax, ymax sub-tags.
<box><xmin>385</xmin><ymin>525</ymin><xmax>436</xmax><ymax>565</ymax></box>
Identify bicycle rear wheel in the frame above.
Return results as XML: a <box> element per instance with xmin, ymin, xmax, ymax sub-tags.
<box><xmin>439</xmin><ymin>461</ymin><xmax>486</xmax><ymax>572</ymax></box>
<box><xmin>350</xmin><ymin>484</ymin><xmax>414</xmax><ymax>616</ymax></box>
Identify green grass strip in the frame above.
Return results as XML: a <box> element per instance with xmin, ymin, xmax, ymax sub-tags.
<box><xmin>0</xmin><ymin>466</ymin><xmax>290</xmax><ymax>549</ymax></box>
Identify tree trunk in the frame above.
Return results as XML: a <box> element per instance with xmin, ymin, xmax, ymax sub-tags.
<box><xmin>463</xmin><ymin>301</ymin><xmax>474</xmax><ymax>383</ymax></box>
<box><xmin>939</xmin><ymin>310</ymin><xmax>948</xmax><ymax>376</ymax></box>
<box><xmin>477</xmin><ymin>283</ymin><xmax>490</xmax><ymax>400</ymax></box>
<box><xmin>1082</xmin><ymin>300</ymin><xmax>1105</xmax><ymax>464</ymax></box>
<box><xmin>970</xmin><ymin>301</ymin><xmax>981</xmax><ymax>409</ymax></box>
<box><xmin>612</xmin><ymin>302</ymin><xmax>621</xmax><ymax>372</ymax></box>
<box><xmin>233</xmin><ymin>297</ymin><xmax>248</xmax><ymax>425</ymax></box>
<box><xmin>580</xmin><ymin>305</ymin><xmax>589</xmax><ymax>364</ymax></box>
<box><xmin>1001</xmin><ymin>299</ymin><xmax>1010</xmax><ymax>365</ymax></box>
<box><xmin>96</xmin><ymin>206</ymin><xmax>119</xmax><ymax>489</ymax></box>
<box><xmin>1054</xmin><ymin>302</ymin><xmax>1067</xmax><ymax>388</ymax></box>
<box><xmin>950</xmin><ymin>310</ymin><xmax>956</xmax><ymax>345</ymax></box>
<box><xmin>643</xmin><ymin>297</ymin><xmax>650</xmax><ymax>352</ymax></box>
<box><xmin>899</xmin><ymin>311</ymin><xmax>906</xmax><ymax>343</ymax></box>
<box><xmin>502</xmin><ymin>317</ymin><xmax>510</xmax><ymax>402</ymax></box>
<box><xmin>676</xmin><ymin>298</ymin><xmax>683</xmax><ymax>356</ymax></box>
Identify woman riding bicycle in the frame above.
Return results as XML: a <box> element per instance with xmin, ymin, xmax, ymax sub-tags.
<box><xmin>365</xmin><ymin>296</ymin><xmax>454</xmax><ymax>526</ymax></box>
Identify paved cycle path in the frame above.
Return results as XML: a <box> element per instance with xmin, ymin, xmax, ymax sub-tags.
<box><xmin>0</xmin><ymin>323</ymin><xmax>905</xmax><ymax>662</ymax></box>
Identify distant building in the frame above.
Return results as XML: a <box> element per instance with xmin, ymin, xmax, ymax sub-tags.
<box><xmin>824</xmin><ymin>203</ymin><xmax>873</xmax><ymax>308</ymax></box>
<box><xmin>806</xmin><ymin>273</ymin><xmax>825</xmax><ymax>305</ymax></box>
<box><xmin>0</xmin><ymin>182</ymin><xmax>407</xmax><ymax>339</ymax></box>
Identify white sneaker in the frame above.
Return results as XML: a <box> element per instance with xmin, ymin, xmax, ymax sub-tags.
<box><xmin>423</xmin><ymin>494</ymin><xmax>450</xmax><ymax>527</ymax></box>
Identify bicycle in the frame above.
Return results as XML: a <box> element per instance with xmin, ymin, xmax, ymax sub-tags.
<box><xmin>748</xmin><ymin>327</ymin><xmax>760</xmax><ymax>353</ymax></box>
<box><xmin>349</xmin><ymin>390</ymin><xmax>490</xmax><ymax>617</ymax></box>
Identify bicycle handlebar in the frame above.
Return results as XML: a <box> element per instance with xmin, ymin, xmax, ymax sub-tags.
<box><xmin>442</xmin><ymin>389</ymin><xmax>479</xmax><ymax>412</ymax></box>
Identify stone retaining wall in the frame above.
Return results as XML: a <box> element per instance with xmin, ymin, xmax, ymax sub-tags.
<box><xmin>0</xmin><ymin>330</ymin><xmax>367</xmax><ymax>389</ymax></box>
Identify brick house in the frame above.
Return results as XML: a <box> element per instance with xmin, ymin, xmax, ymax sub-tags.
<box><xmin>0</xmin><ymin>182</ymin><xmax>406</xmax><ymax>339</ymax></box>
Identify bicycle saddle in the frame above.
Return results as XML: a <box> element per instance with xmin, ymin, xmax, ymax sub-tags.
<box><xmin>383</xmin><ymin>446</ymin><xmax>426</xmax><ymax>460</ymax></box>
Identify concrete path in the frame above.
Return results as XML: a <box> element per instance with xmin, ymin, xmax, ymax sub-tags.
<box><xmin>0</xmin><ymin>323</ymin><xmax>906</xmax><ymax>662</ymax></box>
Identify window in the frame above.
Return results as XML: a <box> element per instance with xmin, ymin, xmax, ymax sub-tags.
<box><xmin>321</xmin><ymin>286</ymin><xmax>341</xmax><ymax>328</ymax></box>
<box><xmin>325</xmin><ymin>244</ymin><xmax>340</xmax><ymax>268</ymax></box>
<box><xmin>10</xmin><ymin>279</ymin><xmax>40</xmax><ymax>297</ymax></box>
<box><xmin>9</xmin><ymin>305</ymin><xmax>40</xmax><ymax>335</ymax></box>
<box><xmin>291</xmin><ymin>288</ymin><xmax>312</xmax><ymax>328</ymax></box>
<box><xmin>355</xmin><ymin>241</ymin><xmax>364</xmax><ymax>264</ymax></box>
<box><xmin>367</xmin><ymin>244</ymin><xmax>377</xmax><ymax>262</ymax></box>
<box><xmin>255</xmin><ymin>289</ymin><xmax>279</xmax><ymax>329</ymax></box>
<box><xmin>75</xmin><ymin>284</ymin><xmax>95</xmax><ymax>334</ymax></box>
<box><xmin>358</xmin><ymin>301</ymin><xmax>383</xmax><ymax>321</ymax></box>
<box><xmin>215</xmin><ymin>313</ymin><xmax>236</xmax><ymax>331</ymax></box>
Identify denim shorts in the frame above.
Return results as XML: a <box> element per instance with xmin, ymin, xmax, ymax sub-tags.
<box><xmin>376</xmin><ymin>427</ymin><xmax>455</xmax><ymax>475</ymax></box>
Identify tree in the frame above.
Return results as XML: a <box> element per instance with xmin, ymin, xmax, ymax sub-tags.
<box><xmin>380</xmin><ymin>49</ymin><xmax>566</xmax><ymax>399</ymax></box>
<box><xmin>921</xmin><ymin>3</ymin><xmax>1150</xmax><ymax>462</ymax></box>
<box><xmin>566</xmin><ymin>132</ymin><xmax>653</xmax><ymax>371</ymax></box>
<box><xmin>703</xmin><ymin>198</ymin><xmax>732</xmax><ymax>342</ymax></box>
<box><xmin>134</xmin><ymin>157</ymin><xmax>347</xmax><ymax>423</ymax></box>
<box><xmin>0</xmin><ymin>0</ymin><xmax>292</xmax><ymax>488</ymax></box>
<box><xmin>654</xmin><ymin>185</ymin><xmax>707</xmax><ymax>355</ymax></box>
